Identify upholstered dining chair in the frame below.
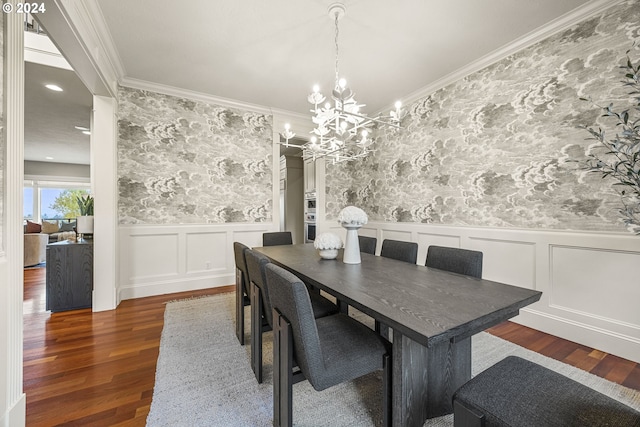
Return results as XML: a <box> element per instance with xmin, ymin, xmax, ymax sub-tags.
<box><xmin>245</xmin><ymin>249</ymin><xmax>339</xmax><ymax>383</ymax></box>
<box><xmin>262</xmin><ymin>231</ymin><xmax>293</xmax><ymax>246</ymax></box>
<box><xmin>425</xmin><ymin>245</ymin><xmax>483</xmax><ymax>279</ymax></box>
<box><xmin>266</xmin><ymin>263</ymin><xmax>392</xmax><ymax>427</ymax></box>
<box><xmin>233</xmin><ymin>242</ymin><xmax>251</xmax><ymax>345</ymax></box>
<box><xmin>376</xmin><ymin>239</ymin><xmax>419</xmax><ymax>337</ymax></box>
<box><xmin>380</xmin><ymin>239</ymin><xmax>418</xmax><ymax>264</ymax></box>
<box><xmin>358</xmin><ymin>235</ymin><xmax>377</xmax><ymax>255</ymax></box>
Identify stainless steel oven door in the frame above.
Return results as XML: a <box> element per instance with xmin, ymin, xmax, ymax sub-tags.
<box><xmin>304</xmin><ymin>222</ymin><xmax>316</xmax><ymax>243</ymax></box>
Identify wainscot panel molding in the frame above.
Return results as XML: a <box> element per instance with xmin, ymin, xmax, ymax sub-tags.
<box><xmin>321</xmin><ymin>220</ymin><xmax>640</xmax><ymax>363</ymax></box>
<box><xmin>118</xmin><ymin>223</ymin><xmax>274</xmax><ymax>300</ymax></box>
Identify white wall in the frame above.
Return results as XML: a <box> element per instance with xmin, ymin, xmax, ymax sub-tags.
<box><xmin>118</xmin><ymin>223</ymin><xmax>275</xmax><ymax>300</ymax></box>
<box><xmin>321</xmin><ymin>220</ymin><xmax>640</xmax><ymax>363</ymax></box>
<box><xmin>1</xmin><ymin>9</ymin><xmax>26</xmax><ymax>427</ymax></box>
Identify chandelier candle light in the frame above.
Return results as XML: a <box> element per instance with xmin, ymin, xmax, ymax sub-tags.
<box><xmin>280</xmin><ymin>2</ymin><xmax>405</xmax><ymax>164</ymax></box>
<box><xmin>338</xmin><ymin>206</ymin><xmax>368</xmax><ymax>264</ymax></box>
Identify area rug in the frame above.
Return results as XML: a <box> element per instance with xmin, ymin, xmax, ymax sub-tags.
<box><xmin>146</xmin><ymin>293</ymin><xmax>640</xmax><ymax>427</ymax></box>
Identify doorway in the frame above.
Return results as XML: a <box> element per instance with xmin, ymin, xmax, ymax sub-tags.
<box><xmin>23</xmin><ymin>19</ymin><xmax>93</xmax><ymax>313</ymax></box>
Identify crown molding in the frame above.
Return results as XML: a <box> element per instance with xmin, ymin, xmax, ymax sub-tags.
<box><xmin>52</xmin><ymin>0</ymin><xmax>125</xmax><ymax>97</ymax></box>
<box><xmin>387</xmin><ymin>0</ymin><xmax>624</xmax><ymax>112</ymax></box>
<box><xmin>78</xmin><ymin>0</ymin><xmax>126</xmax><ymax>79</ymax></box>
<box><xmin>119</xmin><ymin>77</ymin><xmax>288</xmax><ymax>117</ymax></box>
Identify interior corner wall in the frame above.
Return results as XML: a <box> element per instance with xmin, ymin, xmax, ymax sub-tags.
<box><xmin>323</xmin><ymin>0</ymin><xmax>640</xmax><ymax>363</ymax></box>
<box><xmin>116</xmin><ymin>86</ymin><xmax>277</xmax><ymax>299</ymax></box>
<box><xmin>327</xmin><ymin>1</ymin><xmax>639</xmax><ymax>233</ymax></box>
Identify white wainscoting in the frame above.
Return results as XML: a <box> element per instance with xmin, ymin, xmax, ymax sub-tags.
<box><xmin>118</xmin><ymin>223</ymin><xmax>274</xmax><ymax>300</ymax></box>
<box><xmin>323</xmin><ymin>221</ymin><xmax>640</xmax><ymax>363</ymax></box>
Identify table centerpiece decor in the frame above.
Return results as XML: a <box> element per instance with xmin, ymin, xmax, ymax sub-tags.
<box><xmin>338</xmin><ymin>206</ymin><xmax>368</xmax><ymax>264</ymax></box>
<box><xmin>314</xmin><ymin>232</ymin><xmax>343</xmax><ymax>260</ymax></box>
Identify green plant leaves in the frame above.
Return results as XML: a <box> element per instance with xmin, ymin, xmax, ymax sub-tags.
<box><xmin>579</xmin><ymin>46</ymin><xmax>640</xmax><ymax>234</ymax></box>
<box><xmin>76</xmin><ymin>195</ymin><xmax>94</xmax><ymax>216</ymax></box>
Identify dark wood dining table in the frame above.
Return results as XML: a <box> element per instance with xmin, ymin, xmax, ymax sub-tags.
<box><xmin>255</xmin><ymin>243</ymin><xmax>542</xmax><ymax>427</ymax></box>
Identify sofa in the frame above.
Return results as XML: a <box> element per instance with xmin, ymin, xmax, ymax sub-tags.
<box><xmin>25</xmin><ymin>219</ymin><xmax>77</xmax><ymax>243</ymax></box>
<box><xmin>23</xmin><ymin>220</ymin><xmax>77</xmax><ymax>267</ymax></box>
<box><xmin>24</xmin><ymin>233</ymin><xmax>48</xmax><ymax>267</ymax></box>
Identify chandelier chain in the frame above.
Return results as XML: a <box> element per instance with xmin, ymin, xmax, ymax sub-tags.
<box><xmin>279</xmin><ymin>2</ymin><xmax>405</xmax><ymax>164</ymax></box>
<box><xmin>334</xmin><ymin>11</ymin><xmax>340</xmax><ymax>86</ymax></box>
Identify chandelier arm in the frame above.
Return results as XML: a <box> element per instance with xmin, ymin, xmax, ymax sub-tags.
<box><xmin>305</xmin><ymin>143</ymin><xmax>358</xmax><ymax>159</ymax></box>
<box><xmin>336</xmin><ymin>110</ymin><xmax>402</xmax><ymax>128</ymax></box>
<box><xmin>282</xmin><ymin>142</ymin><xmax>307</xmax><ymax>149</ymax></box>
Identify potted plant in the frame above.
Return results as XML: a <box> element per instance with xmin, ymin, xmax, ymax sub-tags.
<box><xmin>579</xmin><ymin>46</ymin><xmax>640</xmax><ymax>235</ymax></box>
<box><xmin>76</xmin><ymin>195</ymin><xmax>94</xmax><ymax>238</ymax></box>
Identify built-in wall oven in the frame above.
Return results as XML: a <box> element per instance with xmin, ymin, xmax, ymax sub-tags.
<box><xmin>304</xmin><ymin>192</ymin><xmax>316</xmax><ymax>243</ymax></box>
<box><xmin>304</xmin><ymin>217</ymin><xmax>316</xmax><ymax>243</ymax></box>
<box><xmin>305</xmin><ymin>194</ymin><xmax>316</xmax><ymax>214</ymax></box>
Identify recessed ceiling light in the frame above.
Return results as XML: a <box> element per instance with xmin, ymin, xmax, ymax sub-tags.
<box><xmin>82</xmin><ymin>131</ymin><xmax>91</xmax><ymax>135</ymax></box>
<box><xmin>45</xmin><ymin>84</ymin><xmax>63</xmax><ymax>92</ymax></box>
<box><xmin>45</xmin><ymin>156</ymin><xmax>54</xmax><ymax>160</ymax></box>
<box><xmin>74</xmin><ymin>126</ymin><xmax>89</xmax><ymax>131</ymax></box>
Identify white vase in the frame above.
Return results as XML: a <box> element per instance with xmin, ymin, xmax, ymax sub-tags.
<box><xmin>342</xmin><ymin>224</ymin><xmax>361</xmax><ymax>264</ymax></box>
<box><xmin>318</xmin><ymin>249</ymin><xmax>338</xmax><ymax>260</ymax></box>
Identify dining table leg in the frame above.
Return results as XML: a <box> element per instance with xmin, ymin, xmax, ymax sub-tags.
<box><xmin>391</xmin><ymin>331</ymin><xmax>471</xmax><ymax>427</ymax></box>
<box><xmin>235</xmin><ymin>269</ymin><xmax>244</xmax><ymax>345</ymax></box>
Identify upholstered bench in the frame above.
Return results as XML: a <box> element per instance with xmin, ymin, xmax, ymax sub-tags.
<box><xmin>453</xmin><ymin>355</ymin><xmax>640</xmax><ymax>427</ymax></box>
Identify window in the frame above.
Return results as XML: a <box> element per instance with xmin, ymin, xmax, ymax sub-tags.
<box><xmin>24</xmin><ymin>180</ymin><xmax>91</xmax><ymax>222</ymax></box>
<box><xmin>23</xmin><ymin>186</ymin><xmax>34</xmax><ymax>221</ymax></box>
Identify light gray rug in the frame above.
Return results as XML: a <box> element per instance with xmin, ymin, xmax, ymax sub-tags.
<box><xmin>146</xmin><ymin>293</ymin><xmax>640</xmax><ymax>427</ymax></box>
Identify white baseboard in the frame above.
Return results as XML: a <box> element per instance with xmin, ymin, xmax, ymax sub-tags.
<box><xmin>516</xmin><ymin>308</ymin><xmax>640</xmax><ymax>364</ymax></box>
<box><xmin>1</xmin><ymin>393</ymin><xmax>26</xmax><ymax>427</ymax></box>
<box><xmin>118</xmin><ymin>274</ymin><xmax>235</xmax><ymax>300</ymax></box>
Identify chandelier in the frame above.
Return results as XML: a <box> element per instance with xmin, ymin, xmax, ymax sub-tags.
<box><xmin>280</xmin><ymin>2</ymin><xmax>405</xmax><ymax>164</ymax></box>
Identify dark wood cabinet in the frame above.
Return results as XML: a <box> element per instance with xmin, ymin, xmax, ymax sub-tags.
<box><xmin>46</xmin><ymin>240</ymin><xmax>93</xmax><ymax>312</ymax></box>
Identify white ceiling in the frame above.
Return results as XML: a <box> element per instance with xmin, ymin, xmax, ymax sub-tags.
<box><xmin>28</xmin><ymin>0</ymin><xmax>597</xmax><ymax>164</ymax></box>
<box><xmin>96</xmin><ymin>0</ymin><xmax>592</xmax><ymax>114</ymax></box>
<box><xmin>24</xmin><ymin>61</ymin><xmax>93</xmax><ymax>165</ymax></box>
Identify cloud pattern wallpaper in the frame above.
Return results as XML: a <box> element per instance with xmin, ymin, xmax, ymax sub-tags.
<box><xmin>326</xmin><ymin>0</ymin><xmax>640</xmax><ymax>233</ymax></box>
<box><xmin>118</xmin><ymin>87</ymin><xmax>273</xmax><ymax>224</ymax></box>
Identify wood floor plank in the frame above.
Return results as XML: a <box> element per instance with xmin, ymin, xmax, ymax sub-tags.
<box><xmin>22</xmin><ymin>267</ymin><xmax>639</xmax><ymax>425</ymax></box>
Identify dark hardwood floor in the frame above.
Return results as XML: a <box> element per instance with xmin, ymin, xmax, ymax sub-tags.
<box><xmin>23</xmin><ymin>267</ymin><xmax>640</xmax><ymax>426</ymax></box>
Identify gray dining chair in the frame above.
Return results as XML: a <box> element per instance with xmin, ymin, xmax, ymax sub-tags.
<box><xmin>266</xmin><ymin>263</ymin><xmax>392</xmax><ymax>427</ymax></box>
<box><xmin>425</xmin><ymin>245</ymin><xmax>483</xmax><ymax>278</ymax></box>
<box><xmin>377</xmin><ymin>239</ymin><xmax>418</xmax><ymax>337</ymax></box>
<box><xmin>245</xmin><ymin>249</ymin><xmax>339</xmax><ymax>383</ymax></box>
<box><xmin>358</xmin><ymin>235</ymin><xmax>377</xmax><ymax>255</ymax></box>
<box><xmin>262</xmin><ymin>231</ymin><xmax>293</xmax><ymax>246</ymax></box>
<box><xmin>380</xmin><ymin>239</ymin><xmax>418</xmax><ymax>264</ymax></box>
<box><xmin>233</xmin><ymin>242</ymin><xmax>251</xmax><ymax>345</ymax></box>
<box><xmin>333</xmin><ymin>235</ymin><xmax>376</xmax><ymax>312</ymax></box>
